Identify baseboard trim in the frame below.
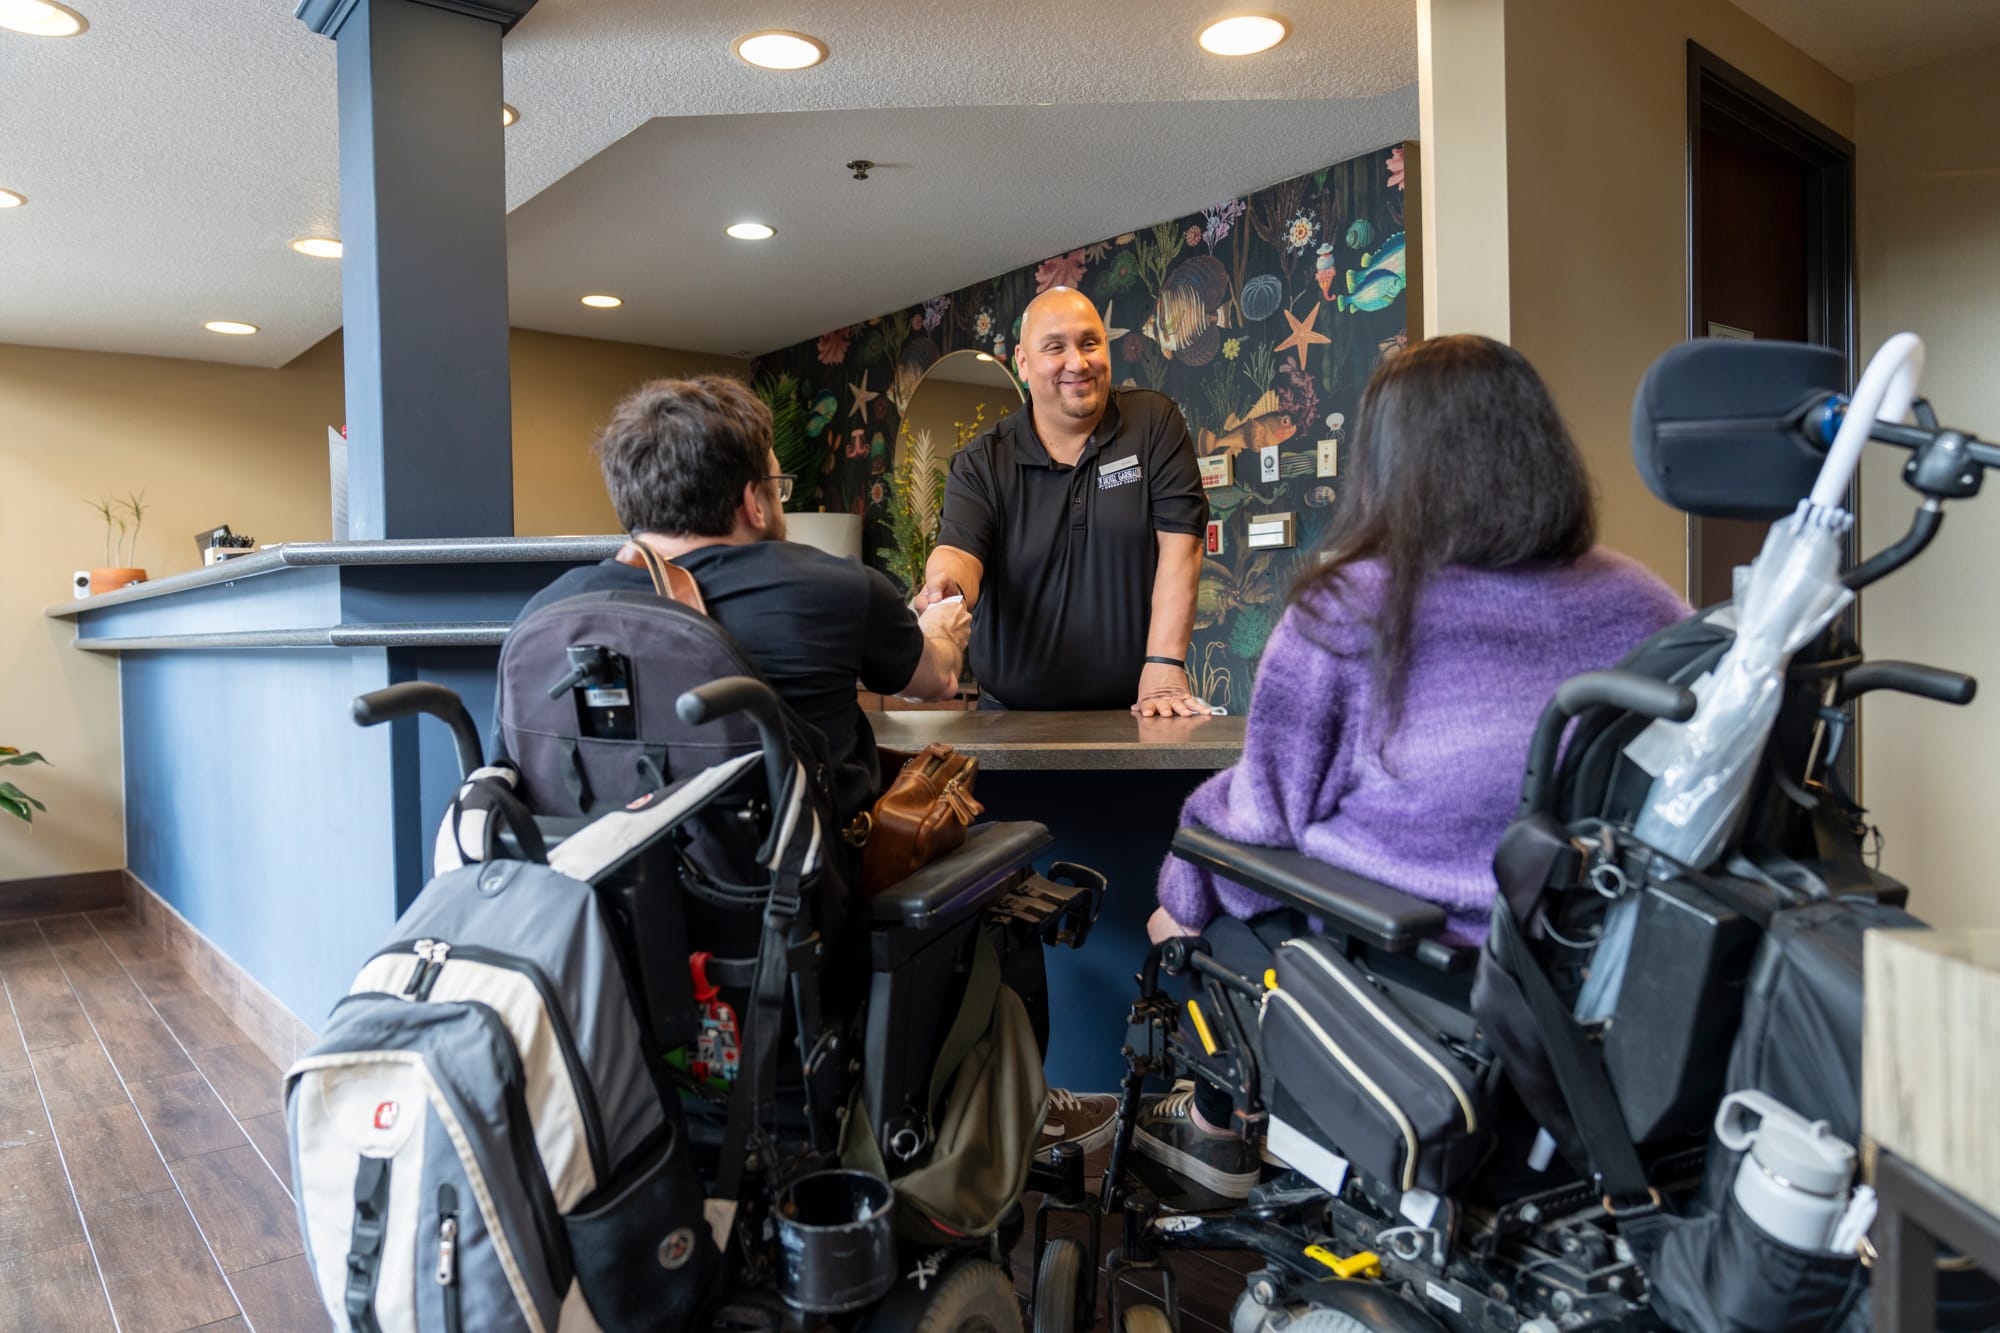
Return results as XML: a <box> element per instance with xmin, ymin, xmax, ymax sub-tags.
<box><xmin>0</xmin><ymin>869</ymin><xmax>127</xmax><ymax>925</ymax></box>
<box><xmin>123</xmin><ymin>873</ymin><xmax>316</xmax><ymax>1070</ymax></box>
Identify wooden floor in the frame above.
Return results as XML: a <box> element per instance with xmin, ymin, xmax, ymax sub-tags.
<box><xmin>0</xmin><ymin>909</ymin><xmax>322</xmax><ymax>1332</ymax></box>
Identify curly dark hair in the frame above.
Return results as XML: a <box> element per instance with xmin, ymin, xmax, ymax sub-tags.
<box><xmin>1292</xmin><ymin>334</ymin><xmax>1597</xmax><ymax>728</ymax></box>
<box><xmin>593</xmin><ymin>375</ymin><xmax>773</xmax><ymax>536</ymax></box>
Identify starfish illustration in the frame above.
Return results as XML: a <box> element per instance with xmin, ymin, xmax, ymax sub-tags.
<box><xmin>1275</xmin><ymin>303</ymin><xmax>1330</xmax><ymax>372</ymax></box>
<box><xmin>1102</xmin><ymin>300</ymin><xmax>1130</xmax><ymax>342</ymax></box>
<box><xmin>848</xmin><ymin>370</ymin><xmax>878</xmax><ymax>422</ymax></box>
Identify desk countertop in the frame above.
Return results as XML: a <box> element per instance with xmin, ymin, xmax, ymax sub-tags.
<box><xmin>868</xmin><ymin>709</ymin><xmax>1244</xmax><ymax>771</ymax></box>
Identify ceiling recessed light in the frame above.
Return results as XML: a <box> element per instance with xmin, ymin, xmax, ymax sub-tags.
<box><xmin>974</xmin><ymin>353</ymin><xmax>995</xmax><ymax>362</ymax></box>
<box><xmin>290</xmin><ymin>236</ymin><xmax>343</xmax><ymax>259</ymax></box>
<box><xmin>1198</xmin><ymin>14</ymin><xmax>1289</xmax><ymax>56</ymax></box>
<box><xmin>0</xmin><ymin>189</ymin><xmax>24</xmax><ymax>209</ymax></box>
<box><xmin>0</xmin><ymin>0</ymin><xmax>87</xmax><ymax>37</ymax></box>
<box><xmin>725</xmin><ymin>222</ymin><xmax>775</xmax><ymax>241</ymax></box>
<box><xmin>733</xmin><ymin>30</ymin><xmax>827</xmax><ymax>71</ymax></box>
<box><xmin>502</xmin><ymin>103</ymin><xmax>519</xmax><ymax>127</ymax></box>
<box><xmin>580</xmin><ymin>294</ymin><xmax>622</xmax><ymax>309</ymax></box>
<box><xmin>204</xmin><ymin>321</ymin><xmax>258</xmax><ymax>336</ymax></box>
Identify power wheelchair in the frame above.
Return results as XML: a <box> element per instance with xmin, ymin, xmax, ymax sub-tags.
<box><xmin>352</xmin><ymin>611</ymin><xmax>1106</xmax><ymax>1329</ymax></box>
<box><xmin>1024</xmin><ymin>338</ymin><xmax>2000</xmax><ymax>1333</ymax></box>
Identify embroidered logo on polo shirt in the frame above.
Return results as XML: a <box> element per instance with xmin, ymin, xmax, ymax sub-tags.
<box><xmin>1097</xmin><ymin>453</ymin><xmax>1142</xmax><ymax>491</ymax></box>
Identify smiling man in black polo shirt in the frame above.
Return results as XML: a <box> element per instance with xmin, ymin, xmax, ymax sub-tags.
<box><xmin>917</xmin><ymin>288</ymin><xmax>1211</xmax><ymax>716</ymax></box>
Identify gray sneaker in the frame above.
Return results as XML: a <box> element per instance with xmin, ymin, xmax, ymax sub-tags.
<box><xmin>1037</xmin><ymin>1088</ymin><xmax>1121</xmax><ymax>1161</ymax></box>
<box><xmin>1130</xmin><ymin>1084</ymin><xmax>1260</xmax><ymax>1209</ymax></box>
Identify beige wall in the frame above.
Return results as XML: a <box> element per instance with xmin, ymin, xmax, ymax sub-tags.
<box><xmin>1854</xmin><ymin>44</ymin><xmax>2000</xmax><ymax>928</ymax></box>
<box><xmin>900</xmin><ymin>370</ymin><xmax>1022</xmax><ymax>466</ymax></box>
<box><xmin>1502</xmin><ymin>0</ymin><xmax>1852</xmax><ymax>593</ymax></box>
<box><xmin>0</xmin><ymin>330</ymin><xmax>742</xmax><ymax>884</ymax></box>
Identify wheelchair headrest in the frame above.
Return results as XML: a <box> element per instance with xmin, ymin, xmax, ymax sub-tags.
<box><xmin>1630</xmin><ymin>339</ymin><xmax>1847</xmax><ymax>520</ymax></box>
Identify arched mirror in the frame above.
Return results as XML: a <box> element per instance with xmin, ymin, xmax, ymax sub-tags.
<box><xmin>878</xmin><ymin>350</ymin><xmax>1024</xmax><ymax>591</ymax></box>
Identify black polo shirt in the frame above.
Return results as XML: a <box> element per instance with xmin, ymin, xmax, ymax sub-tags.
<box><xmin>938</xmin><ymin>388</ymin><xmax>1207</xmax><ymax>709</ymax></box>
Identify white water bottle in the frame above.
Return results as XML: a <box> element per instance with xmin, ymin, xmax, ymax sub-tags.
<box><xmin>1715</xmin><ymin>1091</ymin><xmax>1857</xmax><ymax>1252</ymax></box>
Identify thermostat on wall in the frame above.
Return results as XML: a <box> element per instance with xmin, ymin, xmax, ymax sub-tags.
<box><xmin>1197</xmin><ymin>454</ymin><xmax>1234</xmax><ymax>489</ymax></box>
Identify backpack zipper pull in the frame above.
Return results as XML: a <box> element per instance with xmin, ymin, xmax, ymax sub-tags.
<box><xmin>416</xmin><ymin>942</ymin><xmax>451</xmax><ymax>1002</ymax></box>
<box><xmin>404</xmin><ymin>940</ymin><xmax>436</xmax><ymax>995</ymax></box>
<box><xmin>436</xmin><ymin>1214</ymin><xmax>458</xmax><ymax>1285</ymax></box>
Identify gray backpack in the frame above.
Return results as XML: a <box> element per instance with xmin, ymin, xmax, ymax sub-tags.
<box><xmin>287</xmin><ymin>762</ymin><xmax>760</xmax><ymax>1332</ymax></box>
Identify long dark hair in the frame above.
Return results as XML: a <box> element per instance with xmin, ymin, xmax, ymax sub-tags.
<box><xmin>1292</xmin><ymin>334</ymin><xmax>1596</xmax><ymax>728</ymax></box>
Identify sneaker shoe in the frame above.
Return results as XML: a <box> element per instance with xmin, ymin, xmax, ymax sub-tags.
<box><xmin>1037</xmin><ymin>1088</ymin><xmax>1121</xmax><ymax>1161</ymax></box>
<box><xmin>1130</xmin><ymin>1083</ymin><xmax>1261</xmax><ymax>1209</ymax></box>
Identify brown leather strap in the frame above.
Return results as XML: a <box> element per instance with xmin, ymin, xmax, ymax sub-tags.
<box><xmin>621</xmin><ymin>539</ymin><xmax>708</xmax><ymax>614</ymax></box>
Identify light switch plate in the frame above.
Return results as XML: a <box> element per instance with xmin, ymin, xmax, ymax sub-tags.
<box><xmin>1317</xmin><ymin>439</ymin><xmax>1339</xmax><ymax>477</ymax></box>
<box><xmin>1259</xmin><ymin>444</ymin><xmax>1280</xmax><ymax>483</ymax></box>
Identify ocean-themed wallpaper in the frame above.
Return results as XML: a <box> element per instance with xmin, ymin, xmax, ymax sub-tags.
<box><xmin>751</xmin><ymin>143</ymin><xmax>1411</xmax><ymax>710</ymax></box>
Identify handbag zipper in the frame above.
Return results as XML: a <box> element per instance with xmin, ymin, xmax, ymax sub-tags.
<box><xmin>1285</xmin><ymin>943</ymin><xmax>1478</xmax><ymax>1133</ymax></box>
<box><xmin>1266</xmin><ymin>987</ymin><xmax>1423</xmax><ymax>1192</ymax></box>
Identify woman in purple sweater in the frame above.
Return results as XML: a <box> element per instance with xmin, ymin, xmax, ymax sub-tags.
<box><xmin>1133</xmin><ymin>334</ymin><xmax>1689</xmax><ymax>1206</ymax></box>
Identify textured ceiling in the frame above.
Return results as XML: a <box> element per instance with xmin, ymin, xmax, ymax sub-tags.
<box><xmin>0</xmin><ymin>0</ymin><xmax>1418</xmax><ymax>368</ymax></box>
<box><xmin>1725</xmin><ymin>0</ymin><xmax>2000</xmax><ymax>83</ymax></box>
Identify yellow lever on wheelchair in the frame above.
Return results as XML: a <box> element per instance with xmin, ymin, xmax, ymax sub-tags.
<box><xmin>1304</xmin><ymin>1245</ymin><xmax>1382</xmax><ymax>1279</ymax></box>
<box><xmin>1186</xmin><ymin>999</ymin><xmax>1219</xmax><ymax>1056</ymax></box>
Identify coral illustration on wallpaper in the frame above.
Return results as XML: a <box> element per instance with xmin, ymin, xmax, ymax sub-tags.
<box><xmin>753</xmin><ymin>142</ymin><xmax>1409</xmax><ymax>708</ymax></box>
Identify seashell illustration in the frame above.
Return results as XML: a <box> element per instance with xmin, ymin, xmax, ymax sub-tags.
<box><xmin>1238</xmin><ymin>273</ymin><xmax>1283</xmax><ymax>322</ymax></box>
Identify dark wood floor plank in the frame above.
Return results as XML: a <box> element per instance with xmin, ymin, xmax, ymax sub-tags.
<box><xmin>50</xmin><ymin>1103</ymin><xmax>175</xmax><ymax>1211</ymax></box>
<box><xmin>227</xmin><ymin>1254</ymin><xmax>326</xmax><ymax>1333</ymax></box>
<box><xmin>95</xmin><ymin>1014</ymin><xmax>197</xmax><ymax>1084</ymax></box>
<box><xmin>85</xmin><ymin>1188</ymin><xmax>241</xmax><ymax>1333</ymax></box>
<box><xmin>189</xmin><ymin>1043</ymin><xmax>283</xmax><ymax>1122</ymax></box>
<box><xmin>239</xmin><ymin>1112</ymin><xmax>293</xmax><ymax>1196</ymax></box>
<box><xmin>171</xmin><ymin>1144</ymin><xmax>302</xmax><ymax>1273</ymax></box>
<box><xmin>0</xmin><ymin>1240</ymin><xmax>114</xmax><ymax>1332</ymax></box>
<box><xmin>3</xmin><ymin>960</ymin><xmax>94</xmax><ymax>1050</ymax></box>
<box><xmin>67</xmin><ymin>971</ymin><xmax>155</xmax><ymax>1026</ymax></box>
<box><xmin>0</xmin><ymin>923</ymin><xmax>50</xmax><ymax>963</ymax></box>
<box><xmin>52</xmin><ymin>940</ymin><xmax>127</xmax><ymax>980</ymax></box>
<box><xmin>0</xmin><ymin>1141</ymin><xmax>84</xmax><ymax>1262</ymax></box>
<box><xmin>28</xmin><ymin>1040</ymin><xmax>127</xmax><ymax>1118</ymax></box>
<box><xmin>152</xmin><ymin>992</ymin><xmax>244</xmax><ymax>1054</ymax></box>
<box><xmin>129</xmin><ymin>1071</ymin><xmax>247</xmax><ymax>1161</ymax></box>
<box><xmin>124</xmin><ymin>959</ymin><xmax>205</xmax><ymax>1003</ymax></box>
<box><xmin>188</xmin><ymin>1319</ymin><xmax>250</xmax><ymax>1331</ymax></box>
<box><xmin>95</xmin><ymin>927</ymin><xmax>173</xmax><ymax>967</ymax></box>
<box><xmin>0</xmin><ymin>1006</ymin><xmax>29</xmax><ymax>1073</ymax></box>
<box><xmin>84</xmin><ymin>908</ymin><xmax>138</xmax><ymax>932</ymax></box>
<box><xmin>35</xmin><ymin>916</ymin><xmax>99</xmax><ymax>947</ymax></box>
<box><xmin>0</xmin><ymin>1067</ymin><xmax>53</xmax><ymax>1153</ymax></box>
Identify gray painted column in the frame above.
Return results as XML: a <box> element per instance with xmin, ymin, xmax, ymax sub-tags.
<box><xmin>297</xmin><ymin>0</ymin><xmax>539</xmax><ymax>539</ymax></box>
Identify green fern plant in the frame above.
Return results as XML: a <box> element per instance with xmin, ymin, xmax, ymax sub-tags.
<box><xmin>752</xmin><ymin>373</ymin><xmax>821</xmax><ymax>511</ymax></box>
<box><xmin>1</xmin><ymin>748</ymin><xmax>48</xmax><ymax>824</ymax></box>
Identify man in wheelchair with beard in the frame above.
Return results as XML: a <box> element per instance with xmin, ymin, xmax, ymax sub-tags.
<box><xmin>1047</xmin><ymin>333</ymin><xmax>2000</xmax><ymax>1333</ymax></box>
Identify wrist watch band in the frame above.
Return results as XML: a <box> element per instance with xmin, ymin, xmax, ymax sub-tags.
<box><xmin>1143</xmin><ymin>655</ymin><xmax>1188</xmax><ymax>668</ymax></box>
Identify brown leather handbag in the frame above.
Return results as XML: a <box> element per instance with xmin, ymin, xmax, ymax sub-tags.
<box><xmin>854</xmin><ymin>742</ymin><xmax>984</xmax><ymax>894</ymax></box>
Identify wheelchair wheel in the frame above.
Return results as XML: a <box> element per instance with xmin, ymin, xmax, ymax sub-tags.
<box><xmin>1032</xmin><ymin>1239</ymin><xmax>1086</xmax><ymax>1333</ymax></box>
<box><xmin>1123</xmin><ymin>1305</ymin><xmax>1175</xmax><ymax>1333</ymax></box>
<box><xmin>910</xmin><ymin>1258</ymin><xmax>1022</xmax><ymax>1333</ymax></box>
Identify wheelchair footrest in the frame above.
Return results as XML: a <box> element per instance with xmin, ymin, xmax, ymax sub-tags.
<box><xmin>985</xmin><ymin>860</ymin><xmax>1105</xmax><ymax>949</ymax></box>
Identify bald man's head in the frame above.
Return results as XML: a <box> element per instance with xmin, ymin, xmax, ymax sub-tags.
<box><xmin>1015</xmin><ymin>287</ymin><xmax>1112</xmax><ymax>426</ymax></box>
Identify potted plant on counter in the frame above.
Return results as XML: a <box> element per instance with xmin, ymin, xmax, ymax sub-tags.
<box><xmin>1</xmin><ymin>747</ymin><xmax>47</xmax><ymax>824</ymax></box>
<box><xmin>85</xmin><ymin>490</ymin><xmax>148</xmax><ymax>594</ymax></box>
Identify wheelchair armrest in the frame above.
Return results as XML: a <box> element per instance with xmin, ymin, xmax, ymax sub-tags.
<box><xmin>1170</xmin><ymin>824</ymin><xmax>1448</xmax><ymax>953</ymax></box>
<box><xmin>868</xmin><ymin>821</ymin><xmax>1054</xmax><ymax>932</ymax></box>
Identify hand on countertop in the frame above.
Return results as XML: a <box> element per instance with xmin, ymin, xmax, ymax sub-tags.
<box><xmin>1133</xmin><ymin>662</ymin><xmax>1212</xmax><ymax>717</ymax></box>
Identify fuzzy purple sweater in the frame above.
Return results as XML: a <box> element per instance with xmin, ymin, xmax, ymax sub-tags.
<box><xmin>1158</xmin><ymin>550</ymin><xmax>1689</xmax><ymax>943</ymax></box>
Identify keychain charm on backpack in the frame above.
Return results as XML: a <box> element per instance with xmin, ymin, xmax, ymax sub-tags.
<box><xmin>689</xmin><ymin>953</ymin><xmax>741</xmax><ymax>1086</ymax></box>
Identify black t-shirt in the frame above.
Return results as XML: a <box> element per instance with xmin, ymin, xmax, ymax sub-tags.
<box><xmin>937</xmin><ymin>388</ymin><xmax>1207</xmax><ymax>709</ymax></box>
<box><xmin>516</xmin><ymin>541</ymin><xmax>925</xmax><ymax>820</ymax></box>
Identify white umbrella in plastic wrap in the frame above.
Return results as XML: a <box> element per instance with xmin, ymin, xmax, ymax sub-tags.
<box><xmin>1574</xmin><ymin>333</ymin><xmax>1928</xmax><ymax>1026</ymax></box>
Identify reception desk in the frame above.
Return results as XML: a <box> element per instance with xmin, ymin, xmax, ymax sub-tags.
<box><xmin>53</xmin><ymin>543</ymin><xmax>1247</xmax><ymax>1088</ymax></box>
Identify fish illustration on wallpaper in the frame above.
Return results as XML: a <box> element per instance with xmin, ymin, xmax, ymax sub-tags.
<box><xmin>1140</xmin><ymin>254</ymin><xmax>1232</xmax><ymax>365</ymax></box>
<box><xmin>1198</xmin><ymin>402</ymin><xmax>1298</xmax><ymax>459</ymax></box>
<box><xmin>1337</xmin><ymin>232</ymin><xmax>1407</xmax><ymax>314</ymax></box>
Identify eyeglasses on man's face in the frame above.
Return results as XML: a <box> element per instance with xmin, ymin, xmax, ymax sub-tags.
<box><xmin>767</xmin><ymin>473</ymin><xmax>795</xmax><ymax>502</ymax></box>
